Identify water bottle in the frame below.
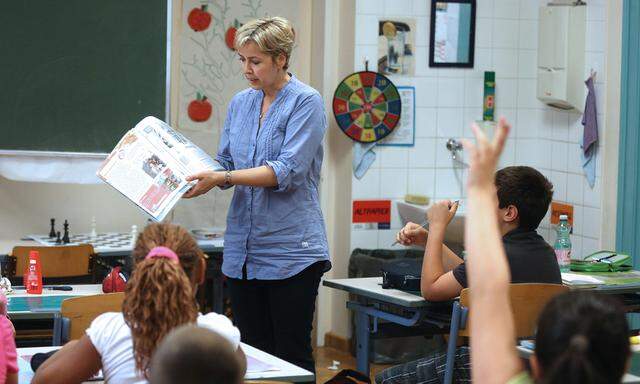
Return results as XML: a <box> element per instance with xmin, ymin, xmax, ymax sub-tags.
<box><xmin>554</xmin><ymin>215</ymin><xmax>572</xmax><ymax>272</ymax></box>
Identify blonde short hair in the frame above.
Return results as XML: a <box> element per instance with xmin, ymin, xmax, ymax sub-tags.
<box><xmin>234</xmin><ymin>16</ymin><xmax>295</xmax><ymax>70</ymax></box>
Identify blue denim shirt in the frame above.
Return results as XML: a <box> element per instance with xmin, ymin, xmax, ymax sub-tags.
<box><xmin>216</xmin><ymin>75</ymin><xmax>330</xmax><ymax>280</ymax></box>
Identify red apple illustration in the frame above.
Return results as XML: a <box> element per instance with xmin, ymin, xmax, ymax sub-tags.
<box><xmin>188</xmin><ymin>93</ymin><xmax>212</xmax><ymax>122</ymax></box>
<box><xmin>225</xmin><ymin>19</ymin><xmax>242</xmax><ymax>50</ymax></box>
<box><xmin>188</xmin><ymin>5</ymin><xmax>212</xmax><ymax>32</ymax></box>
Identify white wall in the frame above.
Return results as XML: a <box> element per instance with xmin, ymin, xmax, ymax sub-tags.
<box><xmin>351</xmin><ymin>0</ymin><xmax>608</xmax><ymax>259</ymax></box>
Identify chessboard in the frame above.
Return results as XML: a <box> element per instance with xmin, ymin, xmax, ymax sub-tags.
<box><xmin>27</xmin><ymin>233</ymin><xmax>224</xmax><ymax>255</ymax></box>
<box><xmin>28</xmin><ymin>233</ymin><xmax>137</xmax><ymax>254</ymax></box>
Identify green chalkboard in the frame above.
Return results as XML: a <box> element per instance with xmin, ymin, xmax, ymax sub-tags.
<box><xmin>0</xmin><ymin>0</ymin><xmax>168</xmax><ymax>153</ymax></box>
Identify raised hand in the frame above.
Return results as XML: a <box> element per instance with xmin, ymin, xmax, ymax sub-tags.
<box><xmin>461</xmin><ymin>117</ymin><xmax>510</xmax><ymax>190</ymax></box>
<box><xmin>426</xmin><ymin>200</ymin><xmax>459</xmax><ymax>231</ymax></box>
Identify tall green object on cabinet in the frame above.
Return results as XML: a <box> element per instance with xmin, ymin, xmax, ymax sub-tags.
<box><xmin>617</xmin><ymin>0</ymin><xmax>640</xmax><ymax>267</ymax></box>
<box><xmin>0</xmin><ymin>0</ymin><xmax>168</xmax><ymax>154</ymax></box>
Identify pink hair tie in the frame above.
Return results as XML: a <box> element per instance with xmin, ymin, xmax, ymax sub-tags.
<box><xmin>145</xmin><ymin>246</ymin><xmax>179</xmax><ymax>263</ymax></box>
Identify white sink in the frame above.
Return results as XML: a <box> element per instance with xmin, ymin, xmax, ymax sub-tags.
<box><xmin>395</xmin><ymin>200</ymin><xmax>465</xmax><ymax>244</ymax></box>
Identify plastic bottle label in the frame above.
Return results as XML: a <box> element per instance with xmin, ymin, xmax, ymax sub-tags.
<box><xmin>555</xmin><ymin>249</ymin><xmax>571</xmax><ymax>268</ymax></box>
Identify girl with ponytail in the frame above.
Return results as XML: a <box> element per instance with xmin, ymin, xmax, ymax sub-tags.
<box><xmin>33</xmin><ymin>223</ymin><xmax>241</xmax><ymax>384</ymax></box>
<box><xmin>461</xmin><ymin>118</ymin><xmax>629</xmax><ymax>384</ymax></box>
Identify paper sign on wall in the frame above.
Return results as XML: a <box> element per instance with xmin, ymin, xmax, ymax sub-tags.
<box><xmin>550</xmin><ymin>201</ymin><xmax>574</xmax><ymax>225</ymax></box>
<box><xmin>353</xmin><ymin>200</ymin><xmax>391</xmax><ymax>229</ymax></box>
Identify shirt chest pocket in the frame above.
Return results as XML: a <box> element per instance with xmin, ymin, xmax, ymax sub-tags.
<box><xmin>266</xmin><ymin>124</ymin><xmax>287</xmax><ymax>160</ymax></box>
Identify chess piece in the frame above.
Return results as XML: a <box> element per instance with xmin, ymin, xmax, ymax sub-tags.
<box><xmin>90</xmin><ymin>216</ymin><xmax>97</xmax><ymax>239</ymax></box>
<box><xmin>130</xmin><ymin>225</ymin><xmax>138</xmax><ymax>247</ymax></box>
<box><xmin>56</xmin><ymin>231</ymin><xmax>62</xmax><ymax>244</ymax></box>
<box><xmin>62</xmin><ymin>220</ymin><xmax>70</xmax><ymax>244</ymax></box>
<box><xmin>49</xmin><ymin>218</ymin><xmax>56</xmax><ymax>238</ymax></box>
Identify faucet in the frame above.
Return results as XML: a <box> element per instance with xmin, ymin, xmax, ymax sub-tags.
<box><xmin>446</xmin><ymin>138</ymin><xmax>469</xmax><ymax>168</ymax></box>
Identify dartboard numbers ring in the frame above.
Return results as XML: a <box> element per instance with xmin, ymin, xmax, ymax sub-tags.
<box><xmin>332</xmin><ymin>71</ymin><xmax>401</xmax><ymax>143</ymax></box>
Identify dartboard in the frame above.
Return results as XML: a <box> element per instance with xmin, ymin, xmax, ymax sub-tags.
<box><xmin>332</xmin><ymin>71</ymin><xmax>401</xmax><ymax>143</ymax></box>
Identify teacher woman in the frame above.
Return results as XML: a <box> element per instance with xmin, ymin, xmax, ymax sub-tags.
<box><xmin>184</xmin><ymin>16</ymin><xmax>330</xmax><ymax>377</ymax></box>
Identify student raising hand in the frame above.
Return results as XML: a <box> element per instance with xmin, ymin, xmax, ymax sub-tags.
<box><xmin>462</xmin><ymin>117</ymin><xmax>522</xmax><ymax>384</ymax></box>
<box><xmin>462</xmin><ymin>117</ymin><xmax>510</xmax><ymax>190</ymax></box>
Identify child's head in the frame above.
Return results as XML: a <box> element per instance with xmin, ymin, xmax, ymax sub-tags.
<box><xmin>494</xmin><ymin>166</ymin><xmax>553</xmax><ymax>231</ymax></box>
<box><xmin>123</xmin><ymin>223</ymin><xmax>206</xmax><ymax>376</ymax></box>
<box><xmin>149</xmin><ymin>325</ymin><xmax>245</xmax><ymax>384</ymax></box>
<box><xmin>533</xmin><ymin>291</ymin><xmax>630</xmax><ymax>384</ymax></box>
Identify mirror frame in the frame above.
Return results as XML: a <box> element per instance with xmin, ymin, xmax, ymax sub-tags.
<box><xmin>428</xmin><ymin>0</ymin><xmax>477</xmax><ymax>68</ymax></box>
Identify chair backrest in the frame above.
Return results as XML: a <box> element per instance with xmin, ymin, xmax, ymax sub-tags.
<box><xmin>61</xmin><ymin>292</ymin><xmax>125</xmax><ymax>341</ymax></box>
<box><xmin>8</xmin><ymin>244</ymin><xmax>96</xmax><ymax>278</ymax></box>
<box><xmin>459</xmin><ymin>283</ymin><xmax>569</xmax><ymax>338</ymax></box>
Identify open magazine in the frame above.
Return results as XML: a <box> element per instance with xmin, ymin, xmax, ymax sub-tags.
<box><xmin>97</xmin><ymin>116</ymin><xmax>223</xmax><ymax>221</ymax></box>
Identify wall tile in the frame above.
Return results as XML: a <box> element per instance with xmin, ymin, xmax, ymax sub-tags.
<box><xmin>414</xmin><ymin>77</ymin><xmax>439</xmax><ymax>107</ymax></box>
<box><xmin>516</xmin><ymin>109</ymin><xmax>542</xmax><ymax>139</ymax></box>
<box><xmin>517</xmin><ymin>79</ymin><xmax>541</xmax><ymax>108</ymax></box>
<box><xmin>582</xmin><ymin>237</ymin><xmax>600</xmax><ymax>255</ymax></box>
<box><xmin>552</xmin><ymin>111</ymin><xmax>570</xmax><ymax>142</ymax></box>
<box><xmin>566</xmin><ymin>173</ymin><xmax>584</xmax><ymax>206</ymax></box>
<box><xmin>415</xmin><ymin>107</ymin><xmax>438</xmax><ymax>137</ymax></box>
<box><xmin>571</xmin><ymin>205</ymin><xmax>583</xmax><ymax>236</ymax></box>
<box><xmin>354</xmin><ymin>44</ymin><xmax>378</xmax><ymax>71</ymax></box>
<box><xmin>435</xmin><ymin>168</ymin><xmax>464</xmax><ymax>199</ymax></box>
<box><xmin>519</xmin><ymin>0</ymin><xmax>540</xmax><ymax>20</ymax></box>
<box><xmin>583</xmin><ymin>177</ymin><xmax>601</xmax><ymax>208</ymax></box>
<box><xmin>377</xmin><ymin>146</ymin><xmax>409</xmax><ymax>168</ymax></box>
<box><xmin>586</xmin><ymin>21</ymin><xmax>606</xmax><ymax>52</ymax></box>
<box><xmin>477</xmin><ymin>0</ymin><xmax>495</xmax><ymax>18</ymax></box>
<box><xmin>351</xmin><ymin>229</ymin><xmax>379</xmax><ymax>252</ymax></box>
<box><xmin>408</xmin><ymin>138</ymin><xmax>437</xmax><ymax>167</ymax></box>
<box><xmin>464</xmin><ymin>76</ymin><xmax>484</xmax><ymax>108</ymax></box>
<box><xmin>476</xmin><ymin>16</ymin><xmax>492</xmax><ymax>48</ymax></box>
<box><xmin>494</xmin><ymin>19</ymin><xmax>519</xmax><ymax>48</ymax></box>
<box><xmin>496</xmin><ymin>79</ymin><xmax>518</xmax><ymax>108</ymax></box>
<box><xmin>355</xmin><ymin>15</ymin><xmax>379</xmax><ymax>46</ymax></box>
<box><xmin>467</xmin><ymin>48</ymin><xmax>494</xmax><ymax>78</ymax></box>
<box><xmin>352</xmin><ymin>168</ymin><xmax>381</xmax><ymax>199</ymax></box>
<box><xmin>356</xmin><ymin>0</ymin><xmax>385</xmax><ymax>15</ymax></box>
<box><xmin>408</xmin><ymin>168</ymin><xmax>436</xmax><ymax>198</ymax></box>
<box><xmin>384</xmin><ymin>0</ymin><xmax>413</xmax><ymax>16</ymax></box>
<box><xmin>436</xmin><ymin>137</ymin><xmax>457</xmax><ymax>168</ymax></box>
<box><xmin>380</xmin><ymin>168</ymin><xmax>408</xmax><ymax>198</ymax></box>
<box><xmin>570</xmin><ymin>234</ymin><xmax>584</xmax><ymax>259</ymax></box>
<box><xmin>494</xmin><ymin>0</ymin><xmax>520</xmax><ymax>19</ymax></box>
<box><xmin>515</xmin><ymin>138</ymin><xmax>538</xmax><ymax>167</ymax></box>
<box><xmin>518</xmin><ymin>20</ymin><xmax>538</xmax><ymax>49</ymax></box>
<box><xmin>551</xmin><ymin>142</ymin><xmax>568</xmax><ymax>171</ymax></box>
<box><xmin>582</xmin><ymin>207</ymin><xmax>601</xmax><ymax>239</ymax></box>
<box><xmin>566</xmin><ymin>143</ymin><xmax>584</xmax><ymax>174</ymax></box>
<box><xmin>412</xmin><ymin>0</ymin><xmax>429</xmax><ymax>16</ymax></box>
<box><xmin>518</xmin><ymin>49</ymin><xmax>537</xmax><ymax>78</ymax></box>
<box><xmin>437</xmin><ymin>108</ymin><xmax>464</xmax><ymax>138</ymax></box>
<box><xmin>437</xmin><ymin>78</ymin><xmax>465</xmax><ymax>107</ymax></box>
<box><xmin>550</xmin><ymin>171</ymin><xmax>568</xmax><ymax>202</ymax></box>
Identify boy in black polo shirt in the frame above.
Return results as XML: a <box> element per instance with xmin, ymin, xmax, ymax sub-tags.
<box><xmin>376</xmin><ymin>165</ymin><xmax>560</xmax><ymax>384</ymax></box>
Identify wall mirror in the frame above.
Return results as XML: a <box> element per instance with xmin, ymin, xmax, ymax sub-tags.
<box><xmin>429</xmin><ymin>0</ymin><xmax>476</xmax><ymax>68</ymax></box>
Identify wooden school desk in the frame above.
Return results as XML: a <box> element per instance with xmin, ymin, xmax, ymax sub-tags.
<box><xmin>7</xmin><ymin>284</ymin><xmax>103</xmax><ymax>346</ymax></box>
<box><xmin>326</xmin><ymin>275</ymin><xmax>640</xmax><ymax>375</ymax></box>
<box><xmin>0</xmin><ymin>237</ymin><xmax>225</xmax><ymax>314</ymax></box>
<box><xmin>323</xmin><ymin>277</ymin><xmax>453</xmax><ymax>374</ymax></box>
<box><xmin>16</xmin><ymin>342</ymin><xmax>314</xmax><ymax>383</ymax></box>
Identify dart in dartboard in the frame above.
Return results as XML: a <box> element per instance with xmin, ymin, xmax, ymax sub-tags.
<box><xmin>332</xmin><ymin>70</ymin><xmax>401</xmax><ymax>143</ymax></box>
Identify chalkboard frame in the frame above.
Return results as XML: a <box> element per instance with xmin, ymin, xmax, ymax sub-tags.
<box><xmin>0</xmin><ymin>0</ymin><xmax>173</xmax><ymax>157</ymax></box>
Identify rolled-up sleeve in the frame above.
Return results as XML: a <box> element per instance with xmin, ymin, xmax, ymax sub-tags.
<box><xmin>266</xmin><ymin>93</ymin><xmax>327</xmax><ymax>192</ymax></box>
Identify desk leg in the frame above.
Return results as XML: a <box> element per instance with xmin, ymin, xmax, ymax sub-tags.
<box><xmin>354</xmin><ymin>310</ymin><xmax>370</xmax><ymax>375</ymax></box>
<box><xmin>52</xmin><ymin>314</ymin><xmax>62</xmax><ymax>346</ymax></box>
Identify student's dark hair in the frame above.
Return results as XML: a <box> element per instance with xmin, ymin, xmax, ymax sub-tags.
<box><xmin>535</xmin><ymin>291</ymin><xmax>630</xmax><ymax>384</ymax></box>
<box><xmin>149</xmin><ymin>325</ymin><xmax>243</xmax><ymax>384</ymax></box>
<box><xmin>122</xmin><ymin>223</ymin><xmax>205</xmax><ymax>377</ymax></box>
<box><xmin>494</xmin><ymin>166</ymin><xmax>553</xmax><ymax>230</ymax></box>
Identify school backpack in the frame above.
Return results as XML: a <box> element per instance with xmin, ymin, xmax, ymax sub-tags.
<box><xmin>102</xmin><ymin>266</ymin><xmax>128</xmax><ymax>293</ymax></box>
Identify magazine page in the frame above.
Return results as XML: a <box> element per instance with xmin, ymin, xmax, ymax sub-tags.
<box><xmin>97</xmin><ymin>117</ymin><xmax>220</xmax><ymax>221</ymax></box>
<box><xmin>134</xmin><ymin>116</ymin><xmax>224</xmax><ymax>174</ymax></box>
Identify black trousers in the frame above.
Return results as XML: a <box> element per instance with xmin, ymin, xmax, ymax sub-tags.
<box><xmin>227</xmin><ymin>261</ymin><xmax>326</xmax><ymax>378</ymax></box>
